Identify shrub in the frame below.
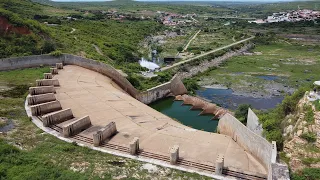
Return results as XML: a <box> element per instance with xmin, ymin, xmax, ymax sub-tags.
<box><xmin>300</xmin><ymin>132</ymin><xmax>317</xmax><ymax>143</ymax></box>
<box><xmin>235</xmin><ymin>104</ymin><xmax>252</xmax><ymax>125</ymax></box>
<box><xmin>313</xmin><ymin>100</ymin><xmax>320</xmax><ymax>111</ymax></box>
<box><xmin>177</xmin><ymin>46</ymin><xmax>183</xmax><ymax>52</ymax></box>
<box><xmin>50</xmin><ymin>50</ymin><xmax>62</xmax><ymax>57</ymax></box>
<box><xmin>303</xmin><ymin>105</ymin><xmax>314</xmax><ymax>123</ymax></box>
<box><xmin>183</xmin><ymin>78</ymin><xmax>200</xmax><ymax>95</ymax></box>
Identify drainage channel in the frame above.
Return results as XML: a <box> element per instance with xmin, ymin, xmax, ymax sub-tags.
<box><xmin>47</xmin><ymin>123</ymin><xmax>266</xmax><ymax>180</ymax></box>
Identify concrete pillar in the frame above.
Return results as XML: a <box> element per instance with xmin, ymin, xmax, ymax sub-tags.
<box><xmin>56</xmin><ymin>63</ymin><xmax>63</xmax><ymax>69</ymax></box>
<box><xmin>44</xmin><ymin>73</ymin><xmax>53</xmax><ymax>79</ymax></box>
<box><xmin>50</xmin><ymin>68</ymin><xmax>58</xmax><ymax>74</ymax></box>
<box><xmin>27</xmin><ymin>93</ymin><xmax>56</xmax><ymax>105</ymax></box>
<box><xmin>129</xmin><ymin>137</ymin><xmax>139</xmax><ymax>155</ymax></box>
<box><xmin>170</xmin><ymin>145</ymin><xmax>179</xmax><ymax>165</ymax></box>
<box><xmin>93</xmin><ymin>131</ymin><xmax>102</xmax><ymax>147</ymax></box>
<box><xmin>36</xmin><ymin>79</ymin><xmax>59</xmax><ymax>87</ymax></box>
<box><xmin>42</xmin><ymin>108</ymin><xmax>73</xmax><ymax>127</ymax></box>
<box><xmin>30</xmin><ymin>100</ymin><xmax>62</xmax><ymax>116</ymax></box>
<box><xmin>62</xmin><ymin>116</ymin><xmax>91</xmax><ymax>137</ymax></box>
<box><xmin>29</xmin><ymin>86</ymin><xmax>55</xmax><ymax>95</ymax></box>
<box><xmin>92</xmin><ymin>122</ymin><xmax>117</xmax><ymax>146</ymax></box>
<box><xmin>215</xmin><ymin>154</ymin><xmax>224</xmax><ymax>175</ymax></box>
<box><xmin>271</xmin><ymin>141</ymin><xmax>277</xmax><ymax>164</ymax></box>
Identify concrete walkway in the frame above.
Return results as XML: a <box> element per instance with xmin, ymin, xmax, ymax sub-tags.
<box><xmin>161</xmin><ymin>36</ymin><xmax>255</xmax><ymax>71</ymax></box>
<box><xmin>53</xmin><ymin>65</ymin><xmax>266</xmax><ymax>175</ymax></box>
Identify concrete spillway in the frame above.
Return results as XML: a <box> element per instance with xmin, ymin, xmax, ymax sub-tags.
<box><xmin>175</xmin><ymin>95</ymin><xmax>232</xmax><ymax>119</ymax></box>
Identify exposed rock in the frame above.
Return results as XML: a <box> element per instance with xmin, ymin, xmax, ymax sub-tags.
<box><xmin>286</xmin><ymin>153</ymin><xmax>292</xmax><ymax>158</ymax></box>
<box><xmin>114</xmin><ymin>175</ymin><xmax>127</xmax><ymax>180</ymax></box>
<box><xmin>285</xmin><ymin>125</ymin><xmax>293</xmax><ymax>134</ymax></box>
<box><xmin>297</xmin><ymin>130</ymin><xmax>303</xmax><ymax>137</ymax></box>
<box><xmin>303</xmin><ymin>127</ymin><xmax>309</xmax><ymax>134</ymax></box>
<box><xmin>141</xmin><ymin>163</ymin><xmax>159</xmax><ymax>173</ymax></box>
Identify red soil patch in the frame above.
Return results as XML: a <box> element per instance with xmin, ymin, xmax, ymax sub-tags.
<box><xmin>0</xmin><ymin>16</ymin><xmax>31</xmax><ymax>35</ymax></box>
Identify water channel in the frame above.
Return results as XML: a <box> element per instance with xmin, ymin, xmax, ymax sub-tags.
<box><xmin>149</xmin><ymin>87</ymin><xmax>284</xmax><ymax>132</ymax></box>
<box><xmin>149</xmin><ymin>97</ymin><xmax>218</xmax><ymax>132</ymax></box>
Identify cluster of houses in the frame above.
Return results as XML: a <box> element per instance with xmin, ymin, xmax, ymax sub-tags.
<box><xmin>249</xmin><ymin>9</ymin><xmax>320</xmax><ymax>24</ymax></box>
<box><xmin>161</xmin><ymin>12</ymin><xmax>197</xmax><ymax>26</ymax></box>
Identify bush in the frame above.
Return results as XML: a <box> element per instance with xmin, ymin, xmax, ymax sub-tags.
<box><xmin>235</xmin><ymin>104</ymin><xmax>252</xmax><ymax>125</ymax></box>
<box><xmin>303</xmin><ymin>105</ymin><xmax>314</xmax><ymax>123</ymax></box>
<box><xmin>313</xmin><ymin>100</ymin><xmax>320</xmax><ymax>111</ymax></box>
<box><xmin>177</xmin><ymin>46</ymin><xmax>183</xmax><ymax>52</ymax></box>
<box><xmin>300</xmin><ymin>132</ymin><xmax>317</xmax><ymax>143</ymax></box>
<box><xmin>42</xmin><ymin>41</ymin><xmax>56</xmax><ymax>54</ymax></box>
<box><xmin>50</xmin><ymin>50</ymin><xmax>62</xmax><ymax>57</ymax></box>
<box><xmin>127</xmin><ymin>74</ymin><xmax>143</xmax><ymax>90</ymax></box>
<box><xmin>183</xmin><ymin>78</ymin><xmax>200</xmax><ymax>95</ymax></box>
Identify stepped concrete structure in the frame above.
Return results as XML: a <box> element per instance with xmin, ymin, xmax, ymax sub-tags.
<box><xmin>0</xmin><ymin>54</ymin><xmax>277</xmax><ymax>179</ymax></box>
<box><xmin>46</xmin><ymin>65</ymin><xmax>266</xmax><ymax>176</ymax></box>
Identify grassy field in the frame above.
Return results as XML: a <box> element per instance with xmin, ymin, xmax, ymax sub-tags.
<box><xmin>0</xmin><ymin>67</ymin><xmax>209</xmax><ymax>179</ymax></box>
<box><xmin>196</xmin><ymin>42</ymin><xmax>320</xmax><ymax>95</ymax></box>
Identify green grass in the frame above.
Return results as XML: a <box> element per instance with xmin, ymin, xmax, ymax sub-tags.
<box><xmin>301</xmin><ymin>157</ymin><xmax>320</xmax><ymax>166</ymax></box>
<box><xmin>300</xmin><ymin>132</ymin><xmax>317</xmax><ymax>143</ymax></box>
<box><xmin>292</xmin><ymin>168</ymin><xmax>320</xmax><ymax>180</ymax></box>
<box><xmin>314</xmin><ymin>100</ymin><xmax>320</xmax><ymax>111</ymax></box>
<box><xmin>303</xmin><ymin>104</ymin><xmax>314</xmax><ymax>124</ymax></box>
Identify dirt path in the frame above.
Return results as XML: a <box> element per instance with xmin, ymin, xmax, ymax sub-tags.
<box><xmin>70</xmin><ymin>28</ymin><xmax>76</xmax><ymax>34</ymax></box>
<box><xmin>92</xmin><ymin>44</ymin><xmax>103</xmax><ymax>55</ymax></box>
<box><xmin>162</xmin><ymin>36</ymin><xmax>255</xmax><ymax>71</ymax></box>
<box><xmin>182</xmin><ymin>30</ymin><xmax>201</xmax><ymax>52</ymax></box>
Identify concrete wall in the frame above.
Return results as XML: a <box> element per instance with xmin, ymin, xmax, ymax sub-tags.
<box><xmin>246</xmin><ymin>108</ymin><xmax>264</xmax><ymax>137</ymax></box>
<box><xmin>0</xmin><ymin>55</ymin><xmax>63</xmax><ymax>71</ymax></box>
<box><xmin>218</xmin><ymin>113</ymin><xmax>273</xmax><ymax>170</ymax></box>
<box><xmin>137</xmin><ymin>75</ymin><xmax>187</xmax><ymax>104</ymax></box>
<box><xmin>0</xmin><ymin>54</ymin><xmax>187</xmax><ymax>104</ymax></box>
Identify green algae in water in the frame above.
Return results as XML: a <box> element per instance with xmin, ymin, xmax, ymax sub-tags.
<box><xmin>149</xmin><ymin>97</ymin><xmax>218</xmax><ymax>133</ymax></box>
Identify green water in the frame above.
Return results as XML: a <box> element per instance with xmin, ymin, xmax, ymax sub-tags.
<box><xmin>149</xmin><ymin>97</ymin><xmax>218</xmax><ymax>132</ymax></box>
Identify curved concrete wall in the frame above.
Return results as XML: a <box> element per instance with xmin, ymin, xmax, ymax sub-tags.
<box><xmin>218</xmin><ymin>113</ymin><xmax>272</xmax><ymax>171</ymax></box>
<box><xmin>0</xmin><ymin>54</ymin><xmax>187</xmax><ymax>104</ymax></box>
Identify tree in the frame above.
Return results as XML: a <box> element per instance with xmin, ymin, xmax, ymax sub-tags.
<box><xmin>177</xmin><ymin>46</ymin><xmax>183</xmax><ymax>52</ymax></box>
<box><xmin>42</xmin><ymin>41</ymin><xmax>56</xmax><ymax>54</ymax></box>
<box><xmin>235</xmin><ymin>104</ymin><xmax>252</xmax><ymax>125</ymax></box>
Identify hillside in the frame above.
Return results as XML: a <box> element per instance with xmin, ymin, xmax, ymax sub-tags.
<box><xmin>0</xmin><ymin>0</ymin><xmax>161</xmax><ymax>66</ymax></box>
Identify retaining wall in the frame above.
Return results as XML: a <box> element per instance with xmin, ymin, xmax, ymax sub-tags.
<box><xmin>218</xmin><ymin>113</ymin><xmax>273</xmax><ymax>170</ymax></box>
<box><xmin>136</xmin><ymin>75</ymin><xmax>187</xmax><ymax>104</ymax></box>
<box><xmin>247</xmin><ymin>108</ymin><xmax>264</xmax><ymax>137</ymax></box>
<box><xmin>0</xmin><ymin>54</ymin><xmax>187</xmax><ymax>104</ymax></box>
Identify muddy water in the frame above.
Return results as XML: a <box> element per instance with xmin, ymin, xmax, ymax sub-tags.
<box><xmin>196</xmin><ymin>88</ymin><xmax>284</xmax><ymax>110</ymax></box>
<box><xmin>149</xmin><ymin>97</ymin><xmax>218</xmax><ymax>132</ymax></box>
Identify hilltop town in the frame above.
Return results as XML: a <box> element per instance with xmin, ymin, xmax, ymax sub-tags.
<box><xmin>250</xmin><ymin>9</ymin><xmax>320</xmax><ymax>24</ymax></box>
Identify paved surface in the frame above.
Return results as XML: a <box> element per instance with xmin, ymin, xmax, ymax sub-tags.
<box><xmin>53</xmin><ymin>65</ymin><xmax>266</xmax><ymax>175</ymax></box>
<box><xmin>161</xmin><ymin>36</ymin><xmax>255</xmax><ymax>71</ymax></box>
